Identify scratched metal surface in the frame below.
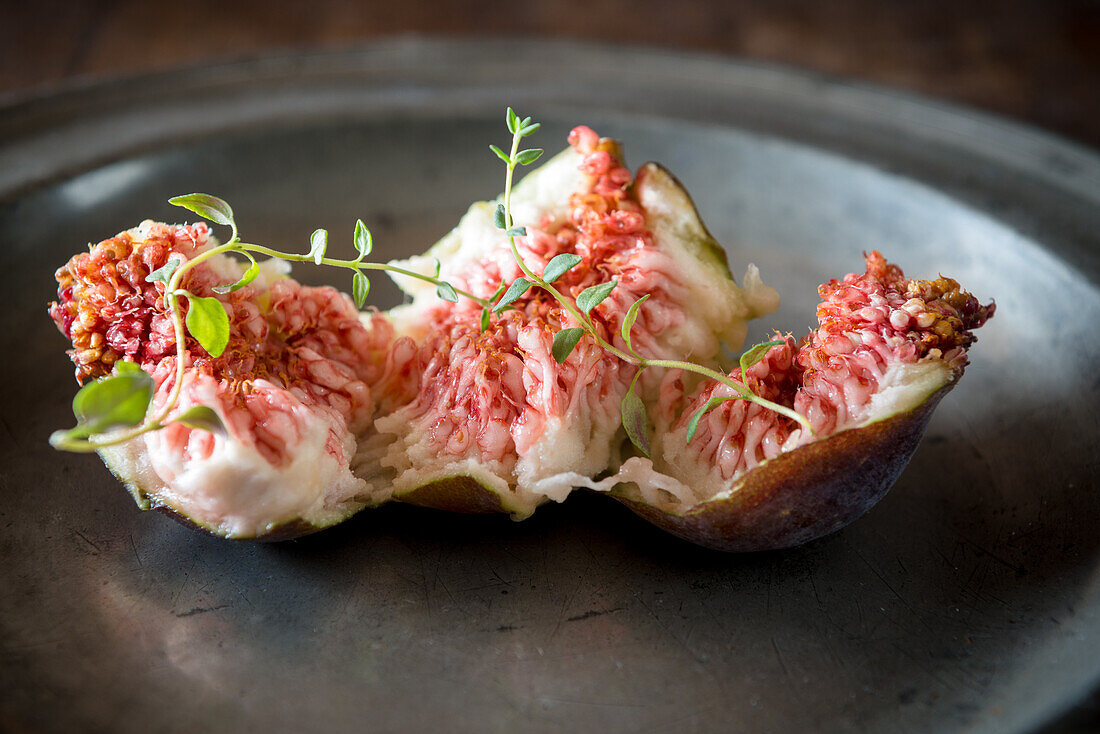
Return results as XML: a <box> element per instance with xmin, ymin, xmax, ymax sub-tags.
<box><xmin>1</xmin><ymin>40</ymin><xmax>1098</xmax><ymax>733</ymax></box>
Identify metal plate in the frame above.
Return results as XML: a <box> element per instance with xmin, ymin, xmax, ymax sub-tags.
<box><xmin>1</xmin><ymin>40</ymin><xmax>1097</xmax><ymax>733</ymax></box>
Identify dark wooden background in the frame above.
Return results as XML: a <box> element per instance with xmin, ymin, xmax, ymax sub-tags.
<box><xmin>2</xmin><ymin>0</ymin><xmax>1099</xmax><ymax>149</ymax></box>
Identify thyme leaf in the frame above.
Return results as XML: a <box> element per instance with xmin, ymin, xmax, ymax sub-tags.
<box><xmin>169</xmin><ymin>193</ymin><xmax>235</xmax><ymax>228</ymax></box>
<box><xmin>551</xmin><ymin>327</ymin><xmax>584</xmax><ymax>364</ymax></box>
<box><xmin>173</xmin><ymin>405</ymin><xmax>225</xmax><ymax>435</ymax></box>
<box><xmin>212</xmin><ymin>252</ymin><xmax>259</xmax><ymax>294</ymax></box>
<box><xmin>543</xmin><ymin>254</ymin><xmax>582</xmax><ymax>284</ymax></box>
<box><xmin>63</xmin><ymin>367</ymin><xmax>154</xmax><ymax>440</ymax></box>
<box><xmin>576</xmin><ymin>280</ymin><xmax>617</xmax><ymax>315</ymax></box>
<box><xmin>146</xmin><ymin>256</ymin><xmax>182</xmax><ymax>286</ymax></box>
<box><xmin>621</xmin><ymin>294</ymin><xmax>650</xmax><ymax>354</ymax></box>
<box><xmin>515</xmin><ymin>148</ymin><xmax>543</xmax><ymax>166</ymax></box>
<box><xmin>739</xmin><ymin>339</ymin><xmax>785</xmax><ymax>377</ymax></box>
<box><xmin>183</xmin><ymin>294</ymin><xmax>230</xmax><ymax>358</ymax></box>
<box><xmin>493</xmin><ymin>278</ymin><xmax>531</xmax><ymax>312</ymax></box>
<box><xmin>309</xmin><ymin>228</ymin><xmax>328</xmax><ymax>265</ymax></box>
<box><xmin>352</xmin><ymin>271</ymin><xmax>370</xmax><ymax>309</ymax></box>
<box><xmin>621</xmin><ymin>373</ymin><xmax>651</xmax><ymax>457</ymax></box>
<box><xmin>354</xmin><ymin>219</ymin><xmax>372</xmax><ymax>259</ymax></box>
<box><xmin>436</xmin><ymin>281</ymin><xmax>459</xmax><ymax>303</ymax></box>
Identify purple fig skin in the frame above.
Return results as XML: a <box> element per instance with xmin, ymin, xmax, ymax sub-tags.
<box><xmin>611</xmin><ymin>381</ymin><xmax>956</xmax><ymax>553</ymax></box>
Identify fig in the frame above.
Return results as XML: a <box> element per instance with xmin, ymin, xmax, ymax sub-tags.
<box><xmin>594</xmin><ymin>252</ymin><xmax>994</xmax><ymax>551</ymax></box>
<box><xmin>48</xmin><ymin>125</ymin><xmax>992</xmax><ymax>550</ymax></box>
<box><xmin>48</xmin><ymin>128</ymin><xmax>777</xmax><ymax>539</ymax></box>
<box><xmin>49</xmin><ymin>220</ymin><xmax>400</xmax><ymax>538</ymax></box>
<box><xmin>370</xmin><ymin>129</ymin><xmax>778</xmax><ymax>519</ymax></box>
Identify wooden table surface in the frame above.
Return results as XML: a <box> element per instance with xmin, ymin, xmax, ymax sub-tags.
<box><xmin>2</xmin><ymin>0</ymin><xmax>1099</xmax><ymax>149</ymax></box>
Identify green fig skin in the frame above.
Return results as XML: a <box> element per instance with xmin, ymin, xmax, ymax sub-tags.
<box><xmin>610</xmin><ymin>382</ymin><xmax>956</xmax><ymax>553</ymax></box>
<box><xmin>632</xmin><ymin>163</ymin><xmax>732</xmax><ymax>279</ymax></box>
<box><xmin>154</xmin><ymin>506</ymin><xmax>325</xmax><ymax>542</ymax></box>
<box><xmin>395</xmin><ymin>476</ymin><xmax>507</xmax><ymax>514</ymax></box>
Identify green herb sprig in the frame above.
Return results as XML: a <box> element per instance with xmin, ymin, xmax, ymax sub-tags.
<box><xmin>488</xmin><ymin>109</ymin><xmax>812</xmax><ymax>456</ymax></box>
<box><xmin>50</xmin><ymin>199</ymin><xmax>484</xmax><ymax>453</ymax></box>
<box><xmin>50</xmin><ymin>108</ymin><xmax>812</xmax><ymax>459</ymax></box>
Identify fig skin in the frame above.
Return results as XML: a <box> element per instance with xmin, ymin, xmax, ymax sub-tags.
<box><xmin>153</xmin><ymin>477</ymin><xmax>510</xmax><ymax>539</ymax></box>
<box><xmin>395</xmin><ymin>476</ymin><xmax>506</xmax><ymax>514</ymax></box>
<box><xmin>632</xmin><ymin>162</ymin><xmax>732</xmax><ymax>279</ymax></box>
<box><xmin>155</xmin><ymin>505</ymin><xmax>325</xmax><ymax>542</ymax></box>
<box><xmin>149</xmin><ymin>476</ymin><xmax>508</xmax><ymax>539</ymax></box>
<box><xmin>610</xmin><ymin>381</ymin><xmax>955</xmax><ymax>553</ymax></box>
<box><xmin>98</xmin><ymin>445</ymin><xmax>346</xmax><ymax>541</ymax></box>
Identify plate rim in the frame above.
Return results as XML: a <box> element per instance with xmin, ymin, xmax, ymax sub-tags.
<box><xmin>1</xmin><ymin>37</ymin><xmax>1097</xmax><ymax>733</ymax></box>
<box><xmin>1</xmin><ymin>37</ymin><xmax>1099</xmax><ymax>206</ymax></box>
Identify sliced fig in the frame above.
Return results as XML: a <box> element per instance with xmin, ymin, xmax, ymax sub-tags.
<box><xmin>50</xmin><ymin>221</ymin><xmax>399</xmax><ymax>539</ymax></box>
<box><xmin>48</xmin><ymin>128</ymin><xmax>775</xmax><ymax>538</ymax></box>
<box><xmin>47</xmin><ymin>127</ymin><xmax>992</xmax><ymax>551</ymax></box>
<box><xmin>600</xmin><ymin>252</ymin><xmax>994</xmax><ymax>551</ymax></box>
<box><xmin>373</xmin><ymin>127</ymin><xmax>777</xmax><ymax>518</ymax></box>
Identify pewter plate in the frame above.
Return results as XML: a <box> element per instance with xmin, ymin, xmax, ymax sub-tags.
<box><xmin>1</xmin><ymin>40</ymin><xmax>1098</xmax><ymax>733</ymax></box>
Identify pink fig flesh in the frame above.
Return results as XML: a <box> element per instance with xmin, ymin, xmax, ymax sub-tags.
<box><xmin>604</xmin><ymin>252</ymin><xmax>993</xmax><ymax>551</ymax></box>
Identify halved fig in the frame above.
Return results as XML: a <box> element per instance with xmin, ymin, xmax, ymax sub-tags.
<box><xmin>49</xmin><ymin>221</ymin><xmax>400</xmax><ymax>539</ymax></box>
<box><xmin>371</xmin><ymin>127</ymin><xmax>777</xmax><ymax>519</ymax></box>
<box><xmin>600</xmin><ymin>252</ymin><xmax>994</xmax><ymax>551</ymax></box>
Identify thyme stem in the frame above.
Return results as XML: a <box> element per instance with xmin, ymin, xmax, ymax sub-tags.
<box><xmin>494</xmin><ymin>113</ymin><xmax>814</xmax><ymax>439</ymax></box>
<box><xmin>52</xmin><ymin>222</ymin><xmax>494</xmax><ymax>452</ymax></box>
<box><xmin>239</xmin><ymin>243</ymin><xmax>491</xmax><ymax>307</ymax></box>
<box><xmin>501</xmin><ymin>138</ymin><xmax>640</xmax><ymax>365</ymax></box>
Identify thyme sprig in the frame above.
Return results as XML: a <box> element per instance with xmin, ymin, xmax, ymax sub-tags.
<box><xmin>50</xmin><ymin>108</ymin><xmax>811</xmax><ymax>460</ymax></box>
<box><xmin>488</xmin><ymin>109</ymin><xmax>812</xmax><ymax>456</ymax></box>
<box><xmin>50</xmin><ymin>200</ymin><xmax>480</xmax><ymax>453</ymax></box>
